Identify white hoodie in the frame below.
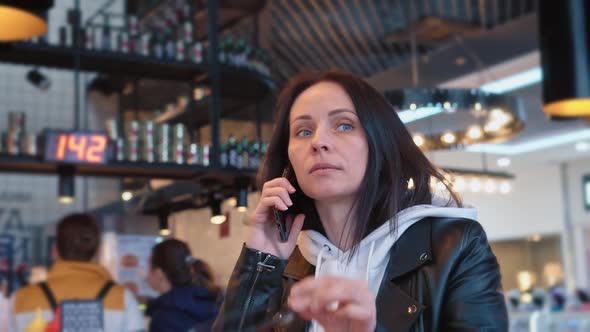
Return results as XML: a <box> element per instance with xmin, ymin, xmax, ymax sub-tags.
<box><xmin>296</xmin><ymin>195</ymin><xmax>477</xmax><ymax>332</ymax></box>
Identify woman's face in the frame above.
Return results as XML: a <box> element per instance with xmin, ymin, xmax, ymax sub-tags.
<box><xmin>288</xmin><ymin>81</ymin><xmax>369</xmax><ymax>202</ymax></box>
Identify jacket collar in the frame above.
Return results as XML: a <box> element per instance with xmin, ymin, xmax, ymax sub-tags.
<box><xmin>375</xmin><ymin>217</ymin><xmax>433</xmax><ymax>331</ymax></box>
<box><xmin>384</xmin><ymin>216</ymin><xmax>433</xmax><ymax>281</ymax></box>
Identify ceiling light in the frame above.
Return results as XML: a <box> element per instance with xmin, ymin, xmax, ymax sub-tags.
<box><xmin>225</xmin><ymin>197</ymin><xmax>237</xmax><ymax>207</ymax></box>
<box><xmin>209</xmin><ymin>192</ymin><xmax>226</xmax><ymax>224</ymax></box>
<box><xmin>0</xmin><ymin>0</ymin><xmax>53</xmax><ymax>41</ymax></box>
<box><xmin>158</xmin><ymin>212</ymin><xmax>170</xmax><ymax>236</ymax></box>
<box><xmin>539</xmin><ymin>1</ymin><xmax>590</xmax><ymax>119</ymax></box>
<box><xmin>481</xmin><ymin>67</ymin><xmax>542</xmax><ymax>94</ymax></box>
<box><xmin>529</xmin><ymin>234</ymin><xmax>542</xmax><ymax>242</ymax></box>
<box><xmin>397</xmin><ymin>107</ymin><xmax>443</xmax><ymax>124</ymax></box>
<box><xmin>489</xmin><ymin>108</ymin><xmax>512</xmax><ymax>126</ymax></box>
<box><xmin>469</xmin><ymin>178</ymin><xmax>482</xmax><ymax>192</ymax></box>
<box><xmin>57</xmin><ymin>170</ymin><xmax>74</xmax><ymax>204</ymax></box>
<box><xmin>466</xmin><ymin>125</ymin><xmax>483</xmax><ymax>140</ymax></box>
<box><xmin>444</xmin><ymin>168</ymin><xmax>514</xmax><ymax>195</ymax></box>
<box><xmin>517</xmin><ymin>270</ymin><xmax>536</xmax><ymax>292</ymax></box>
<box><xmin>385</xmin><ymin>88</ymin><xmax>525</xmax><ymax>150</ymax></box>
<box><xmin>121</xmin><ymin>191</ymin><xmax>133</xmax><ymax>201</ymax></box>
<box><xmin>467</xmin><ymin>128</ymin><xmax>590</xmax><ymax>155</ymax></box>
<box><xmin>575</xmin><ymin>141</ymin><xmax>590</xmax><ymax>152</ymax></box>
<box><xmin>441</xmin><ymin>131</ymin><xmax>456</xmax><ymax>144</ymax></box>
<box><xmin>413</xmin><ymin>134</ymin><xmax>425</xmax><ymax>147</ymax></box>
<box><xmin>496</xmin><ymin>157</ymin><xmax>511</xmax><ymax>167</ymax></box>
<box><xmin>499</xmin><ymin>181</ymin><xmax>512</xmax><ymax>194</ymax></box>
<box><xmin>453</xmin><ymin>177</ymin><xmax>466</xmax><ymax>192</ymax></box>
<box><xmin>484</xmin><ymin>179</ymin><xmax>496</xmax><ymax>193</ymax></box>
<box><xmin>237</xmin><ymin>187</ymin><xmax>248</xmax><ymax>212</ymax></box>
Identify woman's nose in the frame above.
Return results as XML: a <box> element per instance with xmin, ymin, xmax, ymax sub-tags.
<box><xmin>311</xmin><ymin>131</ymin><xmax>330</xmax><ymax>152</ymax></box>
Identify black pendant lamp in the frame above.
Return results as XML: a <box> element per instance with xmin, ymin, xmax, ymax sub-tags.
<box><xmin>539</xmin><ymin>0</ymin><xmax>590</xmax><ymax>118</ymax></box>
<box><xmin>0</xmin><ymin>0</ymin><xmax>53</xmax><ymax>41</ymax></box>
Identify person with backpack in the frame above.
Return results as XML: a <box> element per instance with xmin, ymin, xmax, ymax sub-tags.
<box><xmin>146</xmin><ymin>239</ymin><xmax>220</xmax><ymax>332</ymax></box>
<box><xmin>8</xmin><ymin>213</ymin><xmax>145</xmax><ymax>332</ymax></box>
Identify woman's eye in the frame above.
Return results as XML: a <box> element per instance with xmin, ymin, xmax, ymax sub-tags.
<box><xmin>337</xmin><ymin>123</ymin><xmax>353</xmax><ymax>131</ymax></box>
<box><xmin>296</xmin><ymin>129</ymin><xmax>312</xmax><ymax>137</ymax></box>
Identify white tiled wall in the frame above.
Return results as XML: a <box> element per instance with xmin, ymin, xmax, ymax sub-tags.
<box><xmin>174</xmin><ymin>192</ymin><xmax>261</xmax><ymax>288</ymax></box>
<box><xmin>0</xmin><ymin>1</ymin><xmax>124</xmax><ymax>266</ymax></box>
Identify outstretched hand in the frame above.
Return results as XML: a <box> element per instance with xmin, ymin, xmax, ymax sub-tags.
<box><xmin>288</xmin><ymin>276</ymin><xmax>376</xmax><ymax>332</ymax></box>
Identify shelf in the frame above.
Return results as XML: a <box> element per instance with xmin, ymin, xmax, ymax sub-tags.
<box><xmin>0</xmin><ymin>154</ymin><xmax>256</xmax><ymax>181</ymax></box>
<box><xmin>129</xmin><ymin>0</ymin><xmax>267</xmax><ymax>41</ymax></box>
<box><xmin>0</xmin><ymin>43</ymin><xmax>203</xmax><ymax>81</ymax></box>
<box><xmin>153</xmin><ymin>97</ymin><xmax>271</xmax><ymax>128</ymax></box>
<box><xmin>0</xmin><ymin>43</ymin><xmax>274</xmax><ymax>98</ymax></box>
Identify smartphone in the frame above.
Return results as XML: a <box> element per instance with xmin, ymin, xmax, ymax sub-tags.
<box><xmin>274</xmin><ymin>166</ymin><xmax>293</xmax><ymax>242</ymax></box>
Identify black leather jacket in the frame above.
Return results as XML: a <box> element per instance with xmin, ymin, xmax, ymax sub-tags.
<box><xmin>213</xmin><ymin>217</ymin><xmax>508</xmax><ymax>331</ymax></box>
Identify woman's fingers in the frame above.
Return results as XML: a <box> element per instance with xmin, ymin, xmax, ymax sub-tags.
<box><xmin>288</xmin><ymin>276</ymin><xmax>375</xmax><ymax>324</ymax></box>
<box><xmin>263</xmin><ymin>187</ymin><xmax>293</xmax><ymax>207</ymax></box>
<box><xmin>262</xmin><ymin>177</ymin><xmax>296</xmax><ymax>193</ymax></box>
<box><xmin>259</xmin><ymin>196</ymin><xmax>289</xmax><ymax>211</ymax></box>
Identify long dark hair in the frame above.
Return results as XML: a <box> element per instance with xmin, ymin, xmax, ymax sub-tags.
<box><xmin>259</xmin><ymin>70</ymin><xmax>461</xmax><ymax>254</ymax></box>
<box><xmin>151</xmin><ymin>239</ymin><xmax>221</xmax><ymax>297</ymax></box>
<box><xmin>191</xmin><ymin>259</ymin><xmax>222</xmax><ymax>300</ymax></box>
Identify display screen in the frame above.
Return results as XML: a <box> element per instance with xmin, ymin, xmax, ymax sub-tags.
<box><xmin>43</xmin><ymin>130</ymin><xmax>110</xmax><ymax>164</ymax></box>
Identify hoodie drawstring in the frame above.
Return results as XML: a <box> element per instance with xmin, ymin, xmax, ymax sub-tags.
<box><xmin>365</xmin><ymin>241</ymin><xmax>375</xmax><ymax>282</ymax></box>
<box><xmin>315</xmin><ymin>244</ymin><xmax>331</xmax><ymax>279</ymax></box>
<box><xmin>312</xmin><ymin>245</ymin><xmax>331</xmax><ymax>332</ymax></box>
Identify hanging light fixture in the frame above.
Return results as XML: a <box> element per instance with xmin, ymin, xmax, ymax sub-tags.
<box><xmin>384</xmin><ymin>88</ymin><xmax>525</xmax><ymax>151</ymax></box>
<box><xmin>158</xmin><ymin>212</ymin><xmax>171</xmax><ymax>237</ymax></box>
<box><xmin>57</xmin><ymin>169</ymin><xmax>74</xmax><ymax>204</ymax></box>
<box><xmin>209</xmin><ymin>192</ymin><xmax>226</xmax><ymax>224</ymax></box>
<box><xmin>539</xmin><ymin>1</ymin><xmax>590</xmax><ymax>119</ymax></box>
<box><xmin>235</xmin><ymin>177</ymin><xmax>250</xmax><ymax>213</ymax></box>
<box><xmin>442</xmin><ymin>168</ymin><xmax>514</xmax><ymax>195</ymax></box>
<box><xmin>0</xmin><ymin>0</ymin><xmax>53</xmax><ymax>41</ymax></box>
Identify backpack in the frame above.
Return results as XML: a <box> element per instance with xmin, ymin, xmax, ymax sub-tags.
<box><xmin>38</xmin><ymin>280</ymin><xmax>114</xmax><ymax>332</ymax></box>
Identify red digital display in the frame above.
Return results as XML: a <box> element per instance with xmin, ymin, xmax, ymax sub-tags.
<box><xmin>43</xmin><ymin>130</ymin><xmax>110</xmax><ymax>164</ymax></box>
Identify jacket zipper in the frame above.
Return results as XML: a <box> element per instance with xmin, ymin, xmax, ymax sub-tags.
<box><xmin>238</xmin><ymin>251</ymin><xmax>274</xmax><ymax>331</ymax></box>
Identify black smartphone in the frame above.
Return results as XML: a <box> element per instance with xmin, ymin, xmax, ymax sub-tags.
<box><xmin>274</xmin><ymin>166</ymin><xmax>293</xmax><ymax>242</ymax></box>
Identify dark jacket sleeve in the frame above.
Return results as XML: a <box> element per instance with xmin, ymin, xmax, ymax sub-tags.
<box><xmin>441</xmin><ymin>221</ymin><xmax>509</xmax><ymax>331</ymax></box>
<box><xmin>213</xmin><ymin>245</ymin><xmax>288</xmax><ymax>332</ymax></box>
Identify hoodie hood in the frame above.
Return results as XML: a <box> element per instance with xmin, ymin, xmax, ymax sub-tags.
<box><xmin>297</xmin><ymin>195</ymin><xmax>477</xmax><ymax>293</ymax></box>
<box><xmin>146</xmin><ymin>285</ymin><xmax>219</xmax><ymax>322</ymax></box>
<box><xmin>48</xmin><ymin>261</ymin><xmax>113</xmax><ymax>282</ymax></box>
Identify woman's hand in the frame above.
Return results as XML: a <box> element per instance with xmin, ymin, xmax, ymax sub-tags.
<box><xmin>288</xmin><ymin>276</ymin><xmax>377</xmax><ymax>332</ymax></box>
<box><xmin>245</xmin><ymin>177</ymin><xmax>305</xmax><ymax>259</ymax></box>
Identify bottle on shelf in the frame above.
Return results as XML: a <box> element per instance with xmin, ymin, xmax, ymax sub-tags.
<box><xmin>220</xmin><ymin>143</ymin><xmax>228</xmax><ymax>167</ymax></box>
<box><xmin>240</xmin><ymin>136</ymin><xmax>249</xmax><ymax>169</ymax></box>
<box><xmin>101</xmin><ymin>16</ymin><xmax>112</xmax><ymax>51</ymax></box>
<box><xmin>227</xmin><ymin>134</ymin><xmax>237</xmax><ymax>167</ymax></box>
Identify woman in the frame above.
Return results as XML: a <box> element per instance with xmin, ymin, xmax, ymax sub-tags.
<box><xmin>213</xmin><ymin>70</ymin><xmax>508</xmax><ymax>331</ymax></box>
<box><xmin>146</xmin><ymin>239</ymin><xmax>220</xmax><ymax>332</ymax></box>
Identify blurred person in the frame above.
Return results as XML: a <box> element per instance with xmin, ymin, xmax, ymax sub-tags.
<box><xmin>146</xmin><ymin>239</ymin><xmax>220</xmax><ymax>332</ymax></box>
<box><xmin>0</xmin><ymin>279</ymin><xmax>8</xmax><ymax>332</ymax></box>
<box><xmin>507</xmin><ymin>288</ymin><xmax>522</xmax><ymax>311</ymax></box>
<box><xmin>549</xmin><ymin>286</ymin><xmax>567</xmax><ymax>312</ymax></box>
<box><xmin>8</xmin><ymin>213</ymin><xmax>144</xmax><ymax>332</ymax></box>
<box><xmin>190</xmin><ymin>258</ymin><xmax>222</xmax><ymax>303</ymax></box>
<box><xmin>213</xmin><ymin>70</ymin><xmax>507</xmax><ymax>331</ymax></box>
<box><xmin>576</xmin><ymin>289</ymin><xmax>590</xmax><ymax>311</ymax></box>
